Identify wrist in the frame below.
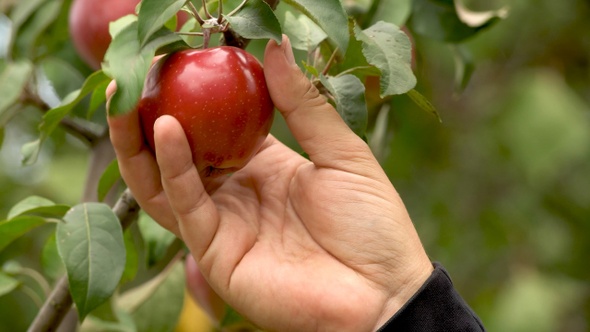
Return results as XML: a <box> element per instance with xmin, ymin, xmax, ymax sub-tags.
<box><xmin>372</xmin><ymin>258</ymin><xmax>434</xmax><ymax>331</ymax></box>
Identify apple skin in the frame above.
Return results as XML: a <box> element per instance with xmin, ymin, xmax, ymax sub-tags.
<box><xmin>69</xmin><ymin>0</ymin><xmax>190</xmax><ymax>69</ymax></box>
<box><xmin>138</xmin><ymin>47</ymin><xmax>275</xmax><ymax>178</ymax></box>
<box><xmin>69</xmin><ymin>0</ymin><xmax>138</xmax><ymax>69</ymax></box>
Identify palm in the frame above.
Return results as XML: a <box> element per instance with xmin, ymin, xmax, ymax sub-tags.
<box><xmin>199</xmin><ymin>136</ymin><xmax>409</xmax><ymax>331</ymax></box>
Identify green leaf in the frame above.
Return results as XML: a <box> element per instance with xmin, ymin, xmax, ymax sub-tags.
<box><xmin>97</xmin><ymin>159</ymin><xmax>121</xmax><ymax>202</ymax></box>
<box><xmin>283</xmin><ymin>0</ymin><xmax>349</xmax><ymax>53</ymax></box>
<box><xmin>368</xmin><ymin>0</ymin><xmax>412</xmax><ymax>27</ymax></box>
<box><xmin>120</xmin><ymin>229</ymin><xmax>139</xmax><ymax>285</ymax></box>
<box><xmin>355</xmin><ymin>21</ymin><xmax>416</xmax><ymax>97</ymax></box>
<box><xmin>57</xmin><ymin>203</ymin><xmax>126</xmax><ymax>320</ymax></box>
<box><xmin>38</xmin><ymin>57</ymin><xmax>86</xmax><ymax>102</ymax></box>
<box><xmin>320</xmin><ymin>74</ymin><xmax>368</xmax><ymax>138</ymax></box>
<box><xmin>225</xmin><ymin>0</ymin><xmax>282</xmax><ymax>44</ymax></box>
<box><xmin>407</xmin><ymin>89</ymin><xmax>441</xmax><ymax>122</ymax></box>
<box><xmin>109</xmin><ymin>14</ymin><xmax>138</xmax><ymax>40</ymax></box>
<box><xmin>13</xmin><ymin>0</ymin><xmax>62</xmax><ymax>57</ymax></box>
<box><xmin>0</xmin><ymin>272</ymin><xmax>20</xmax><ymax>297</ymax></box>
<box><xmin>41</xmin><ymin>232</ymin><xmax>64</xmax><ymax>282</ymax></box>
<box><xmin>455</xmin><ymin>1</ymin><xmax>508</xmax><ymax>28</ymax></box>
<box><xmin>336</xmin><ymin>19</ymin><xmax>373</xmax><ymax>75</ymax></box>
<box><xmin>301</xmin><ymin>60</ymin><xmax>319</xmax><ymax>77</ymax></box>
<box><xmin>105</xmin><ymin>21</ymin><xmax>184</xmax><ymax>116</ymax></box>
<box><xmin>8</xmin><ymin>195</ymin><xmax>70</xmax><ymax>219</ymax></box>
<box><xmin>0</xmin><ymin>216</ymin><xmax>46</xmax><ymax>253</ymax></box>
<box><xmin>117</xmin><ymin>261</ymin><xmax>185</xmax><ymax>332</ymax></box>
<box><xmin>409</xmin><ymin>0</ymin><xmax>503</xmax><ymax>42</ymax></box>
<box><xmin>0</xmin><ymin>15</ymin><xmax>11</xmax><ymax>59</ymax></box>
<box><xmin>9</xmin><ymin>0</ymin><xmax>45</xmax><ymax>30</ymax></box>
<box><xmin>88</xmin><ymin>79</ymin><xmax>110</xmax><ymax>120</ymax></box>
<box><xmin>138</xmin><ymin>0</ymin><xmax>186</xmax><ymax>46</ymax></box>
<box><xmin>138</xmin><ymin>212</ymin><xmax>176</xmax><ymax>268</ymax></box>
<box><xmin>283</xmin><ymin>11</ymin><xmax>327</xmax><ymax>51</ymax></box>
<box><xmin>451</xmin><ymin>44</ymin><xmax>475</xmax><ymax>92</ymax></box>
<box><xmin>0</xmin><ymin>60</ymin><xmax>34</xmax><ymax>124</ymax></box>
<box><xmin>21</xmin><ymin>70</ymin><xmax>110</xmax><ymax>165</ymax></box>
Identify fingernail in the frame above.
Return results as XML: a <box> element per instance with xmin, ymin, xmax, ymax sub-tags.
<box><xmin>281</xmin><ymin>35</ymin><xmax>296</xmax><ymax>66</ymax></box>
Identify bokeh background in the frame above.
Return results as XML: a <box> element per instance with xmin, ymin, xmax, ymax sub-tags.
<box><xmin>1</xmin><ymin>0</ymin><xmax>589</xmax><ymax>331</ymax></box>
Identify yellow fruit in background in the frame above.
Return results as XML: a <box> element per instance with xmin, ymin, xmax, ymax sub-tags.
<box><xmin>175</xmin><ymin>290</ymin><xmax>214</xmax><ymax>332</ymax></box>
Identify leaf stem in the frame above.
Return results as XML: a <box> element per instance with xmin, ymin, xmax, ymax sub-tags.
<box><xmin>321</xmin><ymin>48</ymin><xmax>339</xmax><ymax>76</ymax></box>
<box><xmin>176</xmin><ymin>31</ymin><xmax>205</xmax><ymax>36</ymax></box>
<box><xmin>186</xmin><ymin>0</ymin><xmax>205</xmax><ymax>25</ymax></box>
<box><xmin>20</xmin><ymin>284</ymin><xmax>44</xmax><ymax>308</ymax></box>
<box><xmin>336</xmin><ymin>65</ymin><xmax>376</xmax><ymax>77</ymax></box>
<box><xmin>226</xmin><ymin>0</ymin><xmax>249</xmax><ymax>17</ymax></box>
<box><xmin>201</xmin><ymin>0</ymin><xmax>213</xmax><ymax>18</ymax></box>
<box><xmin>217</xmin><ymin>0</ymin><xmax>224</xmax><ymax>24</ymax></box>
<box><xmin>17</xmin><ymin>267</ymin><xmax>52</xmax><ymax>297</ymax></box>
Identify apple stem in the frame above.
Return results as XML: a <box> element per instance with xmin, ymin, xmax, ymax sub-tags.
<box><xmin>218</xmin><ymin>0</ymin><xmax>224</xmax><ymax>24</ymax></box>
<box><xmin>203</xmin><ymin>28</ymin><xmax>212</xmax><ymax>49</ymax></box>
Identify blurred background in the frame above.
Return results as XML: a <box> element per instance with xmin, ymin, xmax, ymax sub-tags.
<box><xmin>1</xmin><ymin>0</ymin><xmax>589</xmax><ymax>331</ymax></box>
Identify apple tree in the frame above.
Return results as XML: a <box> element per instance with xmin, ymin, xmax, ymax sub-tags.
<box><xmin>0</xmin><ymin>0</ymin><xmax>505</xmax><ymax>331</ymax></box>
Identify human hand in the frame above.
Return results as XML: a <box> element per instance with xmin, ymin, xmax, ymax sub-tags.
<box><xmin>108</xmin><ymin>35</ymin><xmax>433</xmax><ymax>332</ymax></box>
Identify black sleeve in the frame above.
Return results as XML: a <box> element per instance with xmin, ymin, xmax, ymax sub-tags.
<box><xmin>377</xmin><ymin>263</ymin><xmax>485</xmax><ymax>331</ymax></box>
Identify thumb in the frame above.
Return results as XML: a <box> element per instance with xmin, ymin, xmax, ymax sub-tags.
<box><xmin>263</xmin><ymin>35</ymin><xmax>372</xmax><ymax>171</ymax></box>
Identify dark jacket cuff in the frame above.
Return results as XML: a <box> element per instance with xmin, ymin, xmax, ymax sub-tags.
<box><xmin>377</xmin><ymin>263</ymin><xmax>485</xmax><ymax>331</ymax></box>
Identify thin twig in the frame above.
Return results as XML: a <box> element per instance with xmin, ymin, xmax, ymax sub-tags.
<box><xmin>21</xmin><ymin>88</ymin><xmax>102</xmax><ymax>146</ymax></box>
<box><xmin>186</xmin><ymin>0</ymin><xmax>205</xmax><ymax>25</ymax></box>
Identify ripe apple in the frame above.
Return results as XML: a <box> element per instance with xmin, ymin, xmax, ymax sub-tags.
<box><xmin>69</xmin><ymin>0</ymin><xmax>138</xmax><ymax>69</ymax></box>
<box><xmin>138</xmin><ymin>47</ymin><xmax>275</xmax><ymax>178</ymax></box>
<box><xmin>69</xmin><ymin>0</ymin><xmax>190</xmax><ymax>69</ymax></box>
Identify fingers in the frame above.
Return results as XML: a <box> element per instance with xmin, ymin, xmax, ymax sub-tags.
<box><xmin>263</xmin><ymin>36</ymin><xmax>375</xmax><ymax>172</ymax></box>
<box><xmin>106</xmin><ymin>81</ymin><xmax>180</xmax><ymax>237</ymax></box>
<box><xmin>153</xmin><ymin>115</ymin><xmax>220</xmax><ymax>259</ymax></box>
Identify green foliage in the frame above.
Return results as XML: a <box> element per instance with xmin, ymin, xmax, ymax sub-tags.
<box><xmin>0</xmin><ymin>60</ymin><xmax>34</xmax><ymax>124</ymax></box>
<box><xmin>0</xmin><ymin>272</ymin><xmax>20</xmax><ymax>297</ymax></box>
<box><xmin>138</xmin><ymin>0</ymin><xmax>186</xmax><ymax>47</ymax></box>
<box><xmin>21</xmin><ymin>70</ymin><xmax>110</xmax><ymax>165</ymax></box>
<box><xmin>97</xmin><ymin>159</ymin><xmax>121</xmax><ymax>202</ymax></box>
<box><xmin>320</xmin><ymin>74</ymin><xmax>368</xmax><ymax>137</ymax></box>
<box><xmin>116</xmin><ymin>261</ymin><xmax>185</xmax><ymax>332</ymax></box>
<box><xmin>104</xmin><ymin>21</ymin><xmax>183</xmax><ymax>116</ymax></box>
<box><xmin>0</xmin><ymin>196</ymin><xmax>68</xmax><ymax>252</ymax></box>
<box><xmin>354</xmin><ymin>21</ymin><xmax>416</xmax><ymax>96</ymax></box>
<box><xmin>283</xmin><ymin>0</ymin><xmax>350</xmax><ymax>53</ymax></box>
<box><xmin>225</xmin><ymin>0</ymin><xmax>283</xmax><ymax>43</ymax></box>
<box><xmin>283</xmin><ymin>11</ymin><xmax>327</xmax><ymax>51</ymax></box>
<box><xmin>56</xmin><ymin>203</ymin><xmax>126</xmax><ymax>319</ymax></box>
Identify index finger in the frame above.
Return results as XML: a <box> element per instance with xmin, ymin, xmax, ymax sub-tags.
<box><xmin>106</xmin><ymin>81</ymin><xmax>180</xmax><ymax>237</ymax></box>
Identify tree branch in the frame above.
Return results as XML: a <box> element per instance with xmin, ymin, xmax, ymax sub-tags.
<box><xmin>21</xmin><ymin>88</ymin><xmax>102</xmax><ymax>146</ymax></box>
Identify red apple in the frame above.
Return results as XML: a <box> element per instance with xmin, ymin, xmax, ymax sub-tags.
<box><xmin>69</xmin><ymin>0</ymin><xmax>190</xmax><ymax>69</ymax></box>
<box><xmin>138</xmin><ymin>47</ymin><xmax>275</xmax><ymax>178</ymax></box>
<box><xmin>69</xmin><ymin>0</ymin><xmax>138</xmax><ymax>69</ymax></box>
